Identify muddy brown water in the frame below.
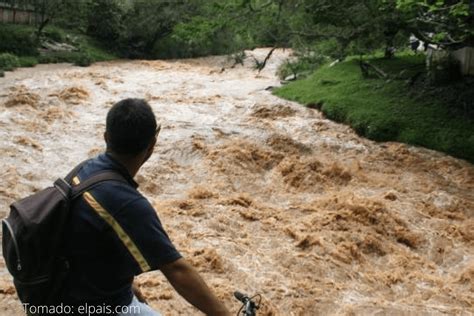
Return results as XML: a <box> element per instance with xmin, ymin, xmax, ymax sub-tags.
<box><xmin>0</xmin><ymin>49</ymin><xmax>473</xmax><ymax>315</ymax></box>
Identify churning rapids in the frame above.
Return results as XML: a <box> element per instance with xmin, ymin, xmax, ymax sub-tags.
<box><xmin>0</xmin><ymin>49</ymin><xmax>473</xmax><ymax>315</ymax></box>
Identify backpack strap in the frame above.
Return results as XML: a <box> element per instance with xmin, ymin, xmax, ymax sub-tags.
<box><xmin>70</xmin><ymin>171</ymin><xmax>128</xmax><ymax>200</ymax></box>
<box><xmin>64</xmin><ymin>159</ymin><xmax>91</xmax><ymax>183</ymax></box>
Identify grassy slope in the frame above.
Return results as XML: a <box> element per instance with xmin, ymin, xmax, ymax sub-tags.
<box><xmin>274</xmin><ymin>55</ymin><xmax>474</xmax><ymax>164</ymax></box>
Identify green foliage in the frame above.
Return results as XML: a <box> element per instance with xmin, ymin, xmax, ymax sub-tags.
<box><xmin>52</xmin><ymin>0</ymin><xmax>90</xmax><ymax>32</ymax></box>
<box><xmin>173</xmin><ymin>18</ymin><xmax>220</xmax><ymax>56</ymax></box>
<box><xmin>396</xmin><ymin>0</ymin><xmax>473</xmax><ymax>47</ymax></box>
<box><xmin>73</xmin><ymin>52</ymin><xmax>93</xmax><ymax>67</ymax></box>
<box><xmin>18</xmin><ymin>56</ymin><xmax>39</xmax><ymax>67</ymax></box>
<box><xmin>120</xmin><ymin>0</ymin><xmax>188</xmax><ymax>58</ymax></box>
<box><xmin>37</xmin><ymin>51</ymin><xmax>75</xmax><ymax>64</ymax></box>
<box><xmin>3</xmin><ymin>0</ymin><xmax>471</xmax><ymax>61</ymax></box>
<box><xmin>37</xmin><ymin>51</ymin><xmax>86</xmax><ymax>65</ymax></box>
<box><xmin>0</xmin><ymin>24</ymin><xmax>38</xmax><ymax>56</ymax></box>
<box><xmin>78</xmin><ymin>36</ymin><xmax>118</xmax><ymax>61</ymax></box>
<box><xmin>0</xmin><ymin>21</ymin><xmax>116</xmax><ymax>69</ymax></box>
<box><xmin>274</xmin><ymin>55</ymin><xmax>474</xmax><ymax>163</ymax></box>
<box><xmin>154</xmin><ymin>16</ymin><xmax>240</xmax><ymax>58</ymax></box>
<box><xmin>43</xmin><ymin>26</ymin><xmax>67</xmax><ymax>43</ymax></box>
<box><xmin>86</xmin><ymin>0</ymin><xmax>124</xmax><ymax>44</ymax></box>
<box><xmin>0</xmin><ymin>53</ymin><xmax>20</xmax><ymax>71</ymax></box>
<box><xmin>277</xmin><ymin>52</ymin><xmax>327</xmax><ymax>80</ymax></box>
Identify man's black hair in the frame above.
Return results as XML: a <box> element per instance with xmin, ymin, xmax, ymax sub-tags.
<box><xmin>106</xmin><ymin>98</ymin><xmax>157</xmax><ymax>155</ymax></box>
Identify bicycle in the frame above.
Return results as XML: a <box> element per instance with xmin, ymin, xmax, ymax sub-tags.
<box><xmin>234</xmin><ymin>291</ymin><xmax>262</xmax><ymax>316</ymax></box>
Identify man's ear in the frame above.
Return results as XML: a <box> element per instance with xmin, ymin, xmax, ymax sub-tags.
<box><xmin>147</xmin><ymin>136</ymin><xmax>157</xmax><ymax>153</ymax></box>
<box><xmin>142</xmin><ymin>136</ymin><xmax>157</xmax><ymax>164</ymax></box>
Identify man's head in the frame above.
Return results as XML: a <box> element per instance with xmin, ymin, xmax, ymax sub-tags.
<box><xmin>105</xmin><ymin>98</ymin><xmax>157</xmax><ymax>159</ymax></box>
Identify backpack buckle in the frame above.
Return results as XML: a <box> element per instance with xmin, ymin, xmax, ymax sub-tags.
<box><xmin>54</xmin><ymin>178</ymin><xmax>72</xmax><ymax>198</ymax></box>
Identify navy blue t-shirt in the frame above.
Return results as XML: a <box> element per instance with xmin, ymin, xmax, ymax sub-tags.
<box><xmin>61</xmin><ymin>153</ymin><xmax>181</xmax><ymax>312</ymax></box>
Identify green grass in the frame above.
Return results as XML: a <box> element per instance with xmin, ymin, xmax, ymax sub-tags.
<box><xmin>274</xmin><ymin>55</ymin><xmax>474</xmax><ymax>163</ymax></box>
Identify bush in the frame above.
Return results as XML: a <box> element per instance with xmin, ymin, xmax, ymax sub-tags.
<box><xmin>78</xmin><ymin>36</ymin><xmax>117</xmax><ymax>61</ymax></box>
<box><xmin>153</xmin><ymin>17</ymin><xmax>246</xmax><ymax>59</ymax></box>
<box><xmin>0</xmin><ymin>69</ymin><xmax>4</xmax><ymax>77</ymax></box>
<box><xmin>277</xmin><ymin>52</ymin><xmax>327</xmax><ymax>80</ymax></box>
<box><xmin>43</xmin><ymin>26</ymin><xmax>67</xmax><ymax>43</ymax></box>
<box><xmin>0</xmin><ymin>24</ymin><xmax>38</xmax><ymax>56</ymax></box>
<box><xmin>18</xmin><ymin>56</ymin><xmax>38</xmax><ymax>67</ymax></box>
<box><xmin>74</xmin><ymin>53</ymin><xmax>93</xmax><ymax>67</ymax></box>
<box><xmin>0</xmin><ymin>53</ymin><xmax>20</xmax><ymax>71</ymax></box>
<box><xmin>38</xmin><ymin>51</ymin><xmax>78</xmax><ymax>64</ymax></box>
<box><xmin>38</xmin><ymin>51</ymin><xmax>93</xmax><ymax>67</ymax></box>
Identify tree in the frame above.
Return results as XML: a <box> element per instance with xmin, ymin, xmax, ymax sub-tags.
<box><xmin>30</xmin><ymin>0</ymin><xmax>64</xmax><ymax>37</ymax></box>
<box><xmin>397</xmin><ymin>0</ymin><xmax>474</xmax><ymax>49</ymax></box>
<box><xmin>119</xmin><ymin>0</ymin><xmax>199</xmax><ymax>57</ymax></box>
<box><xmin>86</xmin><ymin>0</ymin><xmax>125</xmax><ymax>45</ymax></box>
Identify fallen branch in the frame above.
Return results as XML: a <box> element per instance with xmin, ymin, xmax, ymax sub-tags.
<box><xmin>253</xmin><ymin>47</ymin><xmax>277</xmax><ymax>73</ymax></box>
<box><xmin>359</xmin><ymin>61</ymin><xmax>388</xmax><ymax>79</ymax></box>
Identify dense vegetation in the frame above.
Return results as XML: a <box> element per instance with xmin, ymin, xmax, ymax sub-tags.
<box><xmin>1</xmin><ymin>0</ymin><xmax>472</xmax><ymax>60</ymax></box>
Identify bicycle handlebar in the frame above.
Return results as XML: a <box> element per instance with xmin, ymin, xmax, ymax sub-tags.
<box><xmin>234</xmin><ymin>290</ymin><xmax>260</xmax><ymax>316</ymax></box>
<box><xmin>234</xmin><ymin>291</ymin><xmax>248</xmax><ymax>303</ymax></box>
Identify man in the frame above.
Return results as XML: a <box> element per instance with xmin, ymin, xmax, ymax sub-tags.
<box><xmin>60</xmin><ymin>98</ymin><xmax>229</xmax><ymax>315</ymax></box>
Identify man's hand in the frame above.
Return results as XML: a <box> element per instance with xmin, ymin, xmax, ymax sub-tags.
<box><xmin>160</xmin><ymin>258</ymin><xmax>230</xmax><ymax>316</ymax></box>
<box><xmin>132</xmin><ymin>281</ymin><xmax>148</xmax><ymax>304</ymax></box>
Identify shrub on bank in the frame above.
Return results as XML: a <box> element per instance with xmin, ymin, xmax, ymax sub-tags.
<box><xmin>277</xmin><ymin>53</ymin><xmax>327</xmax><ymax>80</ymax></box>
<box><xmin>0</xmin><ymin>24</ymin><xmax>38</xmax><ymax>56</ymax></box>
<box><xmin>0</xmin><ymin>24</ymin><xmax>116</xmax><ymax>70</ymax></box>
<box><xmin>0</xmin><ymin>53</ymin><xmax>20</xmax><ymax>71</ymax></box>
<box><xmin>74</xmin><ymin>52</ymin><xmax>93</xmax><ymax>67</ymax></box>
<box><xmin>37</xmin><ymin>51</ymin><xmax>94</xmax><ymax>67</ymax></box>
<box><xmin>18</xmin><ymin>56</ymin><xmax>39</xmax><ymax>67</ymax></box>
<box><xmin>43</xmin><ymin>26</ymin><xmax>67</xmax><ymax>43</ymax></box>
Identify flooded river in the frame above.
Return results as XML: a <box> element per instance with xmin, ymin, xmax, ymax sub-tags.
<box><xmin>0</xmin><ymin>49</ymin><xmax>473</xmax><ymax>315</ymax></box>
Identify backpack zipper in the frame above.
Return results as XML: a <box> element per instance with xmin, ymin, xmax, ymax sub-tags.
<box><xmin>17</xmin><ymin>275</ymin><xmax>49</xmax><ymax>285</ymax></box>
<box><xmin>2</xmin><ymin>219</ymin><xmax>22</xmax><ymax>271</ymax></box>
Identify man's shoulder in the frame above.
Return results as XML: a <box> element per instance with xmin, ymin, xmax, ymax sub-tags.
<box><xmin>89</xmin><ymin>180</ymin><xmax>152</xmax><ymax>214</ymax></box>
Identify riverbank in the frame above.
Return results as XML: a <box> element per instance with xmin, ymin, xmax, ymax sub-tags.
<box><xmin>274</xmin><ymin>54</ymin><xmax>474</xmax><ymax>164</ymax></box>
<box><xmin>0</xmin><ymin>24</ymin><xmax>117</xmax><ymax>74</ymax></box>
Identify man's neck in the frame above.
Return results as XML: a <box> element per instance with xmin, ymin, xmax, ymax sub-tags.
<box><xmin>106</xmin><ymin>151</ymin><xmax>142</xmax><ymax>178</ymax></box>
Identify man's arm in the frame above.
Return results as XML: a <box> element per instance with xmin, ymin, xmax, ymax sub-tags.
<box><xmin>160</xmin><ymin>258</ymin><xmax>230</xmax><ymax>316</ymax></box>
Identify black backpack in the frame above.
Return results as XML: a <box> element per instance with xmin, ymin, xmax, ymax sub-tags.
<box><xmin>2</xmin><ymin>160</ymin><xmax>126</xmax><ymax>308</ymax></box>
